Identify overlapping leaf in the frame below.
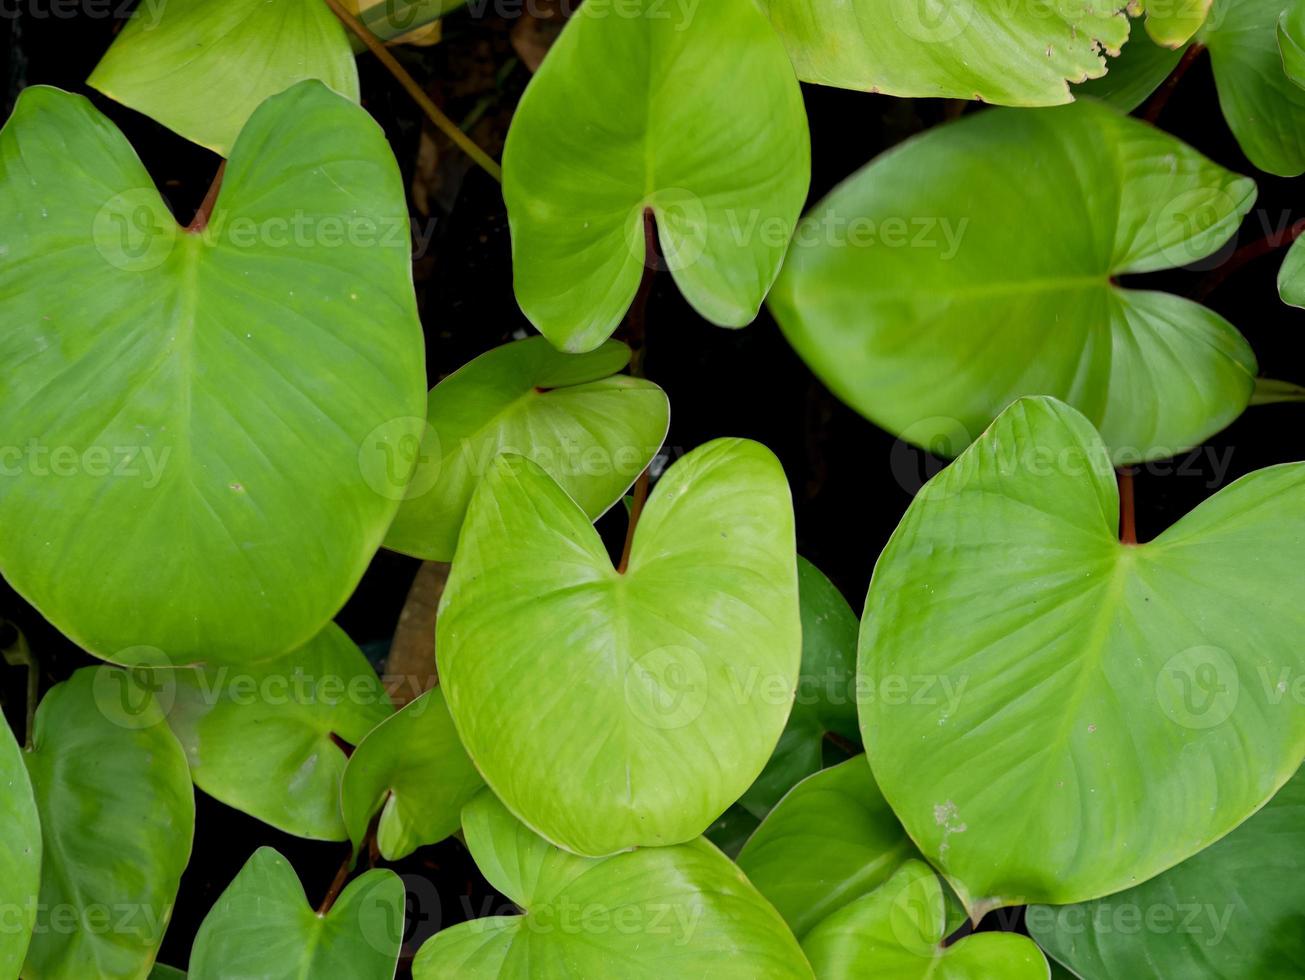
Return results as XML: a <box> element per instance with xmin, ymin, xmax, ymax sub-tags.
<box><xmin>0</xmin><ymin>715</ymin><xmax>39</xmax><ymax>978</ymax></box>
<box><xmin>860</xmin><ymin>396</ymin><xmax>1305</xmax><ymax>912</ymax></box>
<box><xmin>88</xmin><ymin>0</ymin><xmax>359</xmax><ymax>155</ymax></box>
<box><xmin>502</xmin><ymin>0</ymin><xmax>809</xmax><ymax>351</ymax></box>
<box><xmin>439</xmin><ymin>439</ymin><xmax>800</xmax><ymax>856</ymax></box>
<box><xmin>771</xmin><ymin>100</ymin><xmax>1256</xmax><ymax>465</ymax></box>
<box><xmin>0</xmin><ymin>82</ymin><xmax>425</xmax><ymax>667</ymax></box>
<box><xmin>412</xmin><ymin>792</ymin><xmax>813</xmax><ymax>978</ymax></box>
<box><xmin>384</xmin><ymin>338</ymin><xmax>668</xmax><ymax>561</ymax></box>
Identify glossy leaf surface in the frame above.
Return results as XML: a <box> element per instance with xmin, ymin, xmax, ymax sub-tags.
<box><xmin>860</xmin><ymin>396</ymin><xmax>1305</xmax><ymax>912</ymax></box>
<box><xmin>772</xmin><ymin>100</ymin><xmax>1256</xmax><ymax>465</ymax></box>
<box><xmin>440</xmin><ymin>439</ymin><xmax>801</xmax><ymax>855</ymax></box>
<box><xmin>384</xmin><ymin>338</ymin><xmax>667</xmax><ymax>561</ymax></box>
<box><xmin>0</xmin><ymin>715</ymin><xmax>39</xmax><ymax>977</ymax></box>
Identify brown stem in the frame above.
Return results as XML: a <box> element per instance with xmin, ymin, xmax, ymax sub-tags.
<box><xmin>316</xmin><ymin>850</ymin><xmax>354</xmax><ymax>915</ymax></box>
<box><xmin>322</xmin><ymin>0</ymin><xmax>503</xmax><ymax>182</ymax></box>
<box><xmin>1196</xmin><ymin>217</ymin><xmax>1305</xmax><ymax>300</ymax></box>
<box><xmin>1142</xmin><ymin>44</ymin><xmax>1204</xmax><ymax>125</ymax></box>
<box><xmin>615</xmin><ymin>209</ymin><xmax>660</xmax><ymax>574</ymax></box>
<box><xmin>187</xmin><ymin>161</ymin><xmax>226</xmax><ymax>233</ymax></box>
<box><xmin>1118</xmin><ymin>467</ymin><xmax>1137</xmax><ymax>545</ymax></box>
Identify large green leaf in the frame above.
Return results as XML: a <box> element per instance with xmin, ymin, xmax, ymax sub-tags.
<box><xmin>1074</xmin><ymin>22</ymin><xmax>1185</xmax><ymax>109</ymax></box>
<box><xmin>502</xmin><ymin>0</ymin><xmax>809</xmax><ymax>352</ymax></box>
<box><xmin>341</xmin><ymin>687</ymin><xmax>484</xmax><ymax>861</ymax></box>
<box><xmin>1198</xmin><ymin>0</ymin><xmax>1305</xmax><ymax>175</ymax></box>
<box><xmin>737</xmin><ymin>757</ymin><xmax>919</xmax><ymax>940</ymax></box>
<box><xmin>0</xmin><ymin>714</ymin><xmax>39</xmax><ymax>977</ymax></box>
<box><xmin>737</xmin><ymin>557</ymin><xmax>861</xmax><ymax>818</ymax></box>
<box><xmin>757</xmin><ymin>0</ymin><xmax>1129</xmax><ymax>104</ymax></box>
<box><xmin>1028</xmin><ymin>766</ymin><xmax>1305</xmax><ymax>978</ymax></box>
<box><xmin>87</xmin><ymin>0</ymin><xmax>359</xmax><ymax>155</ymax></box>
<box><xmin>0</xmin><ymin>82</ymin><xmax>425</xmax><ymax>667</ymax></box>
<box><xmin>23</xmin><ymin>668</ymin><xmax>194</xmax><ymax>980</ymax></box>
<box><xmin>860</xmin><ymin>396</ymin><xmax>1305</xmax><ymax>913</ymax></box>
<box><xmin>802</xmin><ymin>860</ymin><xmax>1049</xmax><ymax>979</ymax></box>
<box><xmin>1280</xmin><ymin>0</ymin><xmax>1305</xmax><ymax>85</ymax></box>
<box><xmin>771</xmin><ymin>100</ymin><xmax>1256</xmax><ymax>466</ymax></box>
<box><xmin>439</xmin><ymin>438</ymin><xmax>800</xmax><ymax>856</ymax></box>
<box><xmin>163</xmin><ymin>624</ymin><xmax>392</xmax><ymax>841</ymax></box>
<box><xmin>384</xmin><ymin>338</ymin><xmax>668</xmax><ymax>561</ymax></box>
<box><xmin>412</xmin><ymin>792</ymin><xmax>813</xmax><ymax>978</ymax></box>
<box><xmin>188</xmin><ymin>847</ymin><xmax>404</xmax><ymax>980</ymax></box>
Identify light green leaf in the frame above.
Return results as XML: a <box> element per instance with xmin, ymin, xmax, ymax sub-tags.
<box><xmin>1250</xmin><ymin>376</ymin><xmax>1305</xmax><ymax>404</ymax></box>
<box><xmin>411</xmin><ymin>792</ymin><xmax>814</xmax><ymax>979</ymax></box>
<box><xmin>802</xmin><ymin>860</ymin><xmax>1049</xmax><ymax>979</ymax></box>
<box><xmin>1280</xmin><ymin>0</ymin><xmax>1305</xmax><ymax>85</ymax></box>
<box><xmin>737</xmin><ymin>558</ymin><xmax>861</xmax><ymax>817</ymax></box>
<box><xmin>1200</xmin><ymin>0</ymin><xmax>1305</xmax><ymax>176</ymax></box>
<box><xmin>87</xmin><ymin>0</ymin><xmax>359</xmax><ymax>156</ymax></box>
<box><xmin>439</xmin><ymin>438</ymin><xmax>801</xmax><ymax>856</ymax></box>
<box><xmin>771</xmin><ymin>100</ymin><xmax>1257</xmax><ymax>466</ymax></box>
<box><xmin>737</xmin><ymin>757</ymin><xmax>919</xmax><ymax>940</ymax></box>
<box><xmin>0</xmin><ymin>82</ymin><xmax>425</xmax><ymax>667</ymax></box>
<box><xmin>189</xmin><ymin>847</ymin><xmax>404</xmax><ymax>980</ymax></box>
<box><xmin>0</xmin><ymin>714</ymin><xmax>39</xmax><ymax>978</ymax></box>
<box><xmin>860</xmin><ymin>396</ymin><xmax>1305</xmax><ymax>913</ymax></box>
<box><xmin>356</xmin><ymin>0</ymin><xmax>467</xmax><ymax>40</ymax></box>
<box><xmin>341</xmin><ymin>687</ymin><xmax>484</xmax><ymax>861</ymax></box>
<box><xmin>384</xmin><ymin>337</ymin><xmax>668</xmax><ymax>561</ymax></box>
<box><xmin>23</xmin><ymin>668</ymin><xmax>193</xmax><ymax>980</ymax></box>
<box><xmin>162</xmin><ymin>624</ymin><xmax>392</xmax><ymax>841</ymax></box>
<box><xmin>1074</xmin><ymin>22</ymin><xmax>1184</xmax><ymax>109</ymax></box>
<box><xmin>758</xmin><ymin>0</ymin><xmax>1129</xmax><ymax>105</ymax></box>
<box><xmin>502</xmin><ymin>0</ymin><xmax>809</xmax><ymax>352</ymax></box>
<box><xmin>1141</xmin><ymin>0</ymin><xmax>1213</xmax><ymax>44</ymax></box>
<box><xmin>1278</xmin><ymin>232</ymin><xmax>1305</xmax><ymax>306</ymax></box>
<box><xmin>1029</xmin><ymin>766</ymin><xmax>1305</xmax><ymax>978</ymax></box>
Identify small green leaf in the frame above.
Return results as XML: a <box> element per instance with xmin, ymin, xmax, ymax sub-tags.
<box><xmin>502</xmin><ymin>0</ymin><xmax>809</xmax><ymax>352</ymax></box>
<box><xmin>341</xmin><ymin>687</ymin><xmax>484</xmax><ymax>861</ymax></box>
<box><xmin>1200</xmin><ymin>0</ymin><xmax>1305</xmax><ymax>176</ymax></box>
<box><xmin>163</xmin><ymin>624</ymin><xmax>392</xmax><ymax>841</ymax></box>
<box><xmin>23</xmin><ymin>669</ymin><xmax>194</xmax><ymax>980</ymax></box>
<box><xmin>384</xmin><ymin>337</ymin><xmax>668</xmax><ymax>561</ymax></box>
<box><xmin>147</xmin><ymin>967</ymin><xmax>186</xmax><ymax>980</ymax></box>
<box><xmin>737</xmin><ymin>757</ymin><xmax>919</xmax><ymax>940</ymax></box>
<box><xmin>802</xmin><ymin>860</ymin><xmax>1049</xmax><ymax>979</ymax></box>
<box><xmin>0</xmin><ymin>82</ymin><xmax>425</xmax><ymax>667</ymax></box>
<box><xmin>411</xmin><ymin>792</ymin><xmax>814</xmax><ymax>978</ymax></box>
<box><xmin>860</xmin><ymin>396</ymin><xmax>1305</xmax><ymax>912</ymax></box>
<box><xmin>1029</xmin><ymin>766</ymin><xmax>1305</xmax><ymax>977</ymax></box>
<box><xmin>1250</xmin><ymin>376</ymin><xmax>1305</xmax><ymax>404</ymax></box>
<box><xmin>189</xmin><ymin>847</ymin><xmax>404</xmax><ymax>980</ymax></box>
<box><xmin>758</xmin><ymin>0</ymin><xmax>1130</xmax><ymax>104</ymax></box>
<box><xmin>0</xmin><ymin>714</ymin><xmax>39</xmax><ymax>978</ymax></box>
<box><xmin>1141</xmin><ymin>0</ymin><xmax>1213</xmax><ymax>45</ymax></box>
<box><xmin>439</xmin><ymin>439</ymin><xmax>800</xmax><ymax>856</ymax></box>
<box><xmin>1280</xmin><ymin>0</ymin><xmax>1305</xmax><ymax>85</ymax></box>
<box><xmin>737</xmin><ymin>557</ymin><xmax>860</xmax><ymax>817</ymax></box>
<box><xmin>1075</xmin><ymin>22</ymin><xmax>1185</xmax><ymax>109</ymax></box>
<box><xmin>87</xmin><ymin>0</ymin><xmax>359</xmax><ymax>155</ymax></box>
<box><xmin>1278</xmin><ymin>232</ymin><xmax>1305</xmax><ymax>306</ymax></box>
<box><xmin>771</xmin><ymin>100</ymin><xmax>1256</xmax><ymax>465</ymax></box>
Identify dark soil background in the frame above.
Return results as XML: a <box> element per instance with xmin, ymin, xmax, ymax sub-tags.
<box><xmin>2</xmin><ymin>2</ymin><xmax>1304</xmax><ymax>974</ymax></box>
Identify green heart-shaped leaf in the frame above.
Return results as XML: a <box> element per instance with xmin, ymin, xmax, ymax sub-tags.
<box><xmin>188</xmin><ymin>847</ymin><xmax>404</xmax><ymax>980</ymax></box>
<box><xmin>737</xmin><ymin>757</ymin><xmax>920</xmax><ymax>940</ymax></box>
<box><xmin>802</xmin><ymin>860</ymin><xmax>1049</xmax><ymax>979</ymax></box>
<box><xmin>384</xmin><ymin>337</ymin><xmax>668</xmax><ymax>561</ymax></box>
<box><xmin>341</xmin><ymin>687</ymin><xmax>484</xmax><ymax>861</ymax></box>
<box><xmin>1077</xmin><ymin>22</ymin><xmax>1185</xmax><ymax>108</ymax></box>
<box><xmin>502</xmin><ymin>0</ymin><xmax>809</xmax><ymax>352</ymax></box>
<box><xmin>162</xmin><ymin>624</ymin><xmax>392</xmax><ymax>841</ymax></box>
<box><xmin>1141</xmin><ymin>0</ymin><xmax>1213</xmax><ymax>45</ymax></box>
<box><xmin>440</xmin><ymin>438</ymin><xmax>801</xmax><ymax>856</ymax></box>
<box><xmin>412</xmin><ymin>792</ymin><xmax>813</xmax><ymax>978</ymax></box>
<box><xmin>23</xmin><ymin>668</ymin><xmax>194</xmax><ymax>980</ymax></box>
<box><xmin>0</xmin><ymin>82</ymin><xmax>425</xmax><ymax>667</ymax></box>
<box><xmin>757</xmin><ymin>0</ymin><xmax>1129</xmax><ymax>105</ymax></box>
<box><xmin>736</xmin><ymin>557</ymin><xmax>861</xmax><ymax>818</ymax></box>
<box><xmin>0</xmin><ymin>715</ymin><xmax>39</xmax><ymax>978</ymax></box>
<box><xmin>1197</xmin><ymin>0</ymin><xmax>1305</xmax><ymax>175</ymax></box>
<box><xmin>87</xmin><ymin>0</ymin><xmax>359</xmax><ymax>155</ymax></box>
<box><xmin>771</xmin><ymin>100</ymin><xmax>1256</xmax><ymax>466</ymax></box>
<box><xmin>1028</xmin><ymin>765</ymin><xmax>1305</xmax><ymax>978</ymax></box>
<box><xmin>860</xmin><ymin>396</ymin><xmax>1305</xmax><ymax>913</ymax></box>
